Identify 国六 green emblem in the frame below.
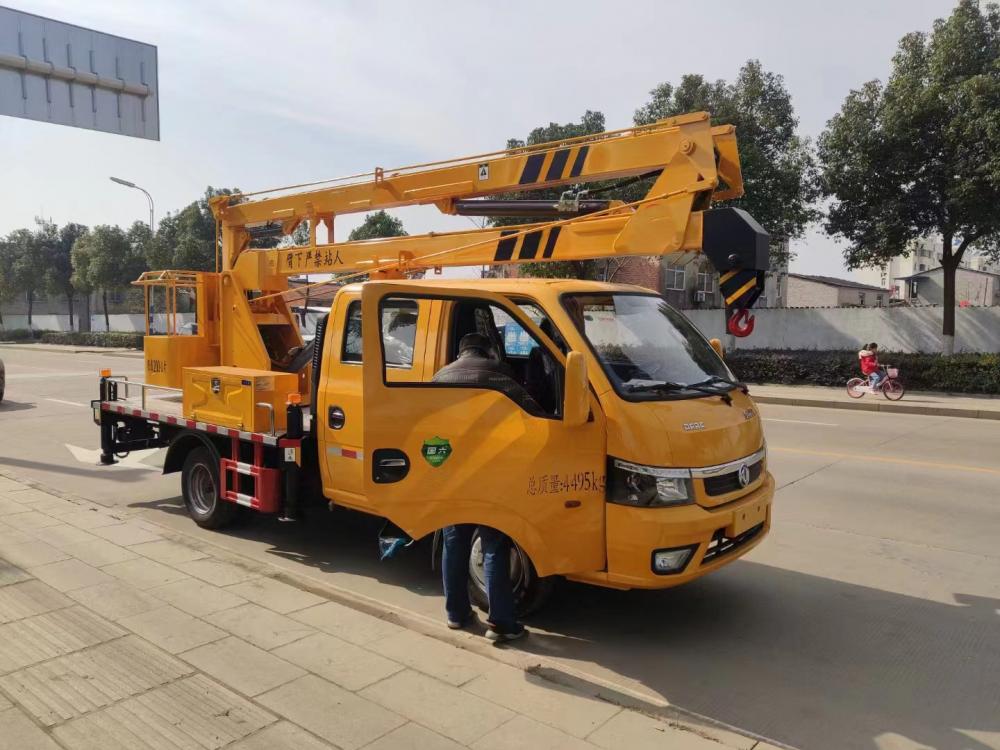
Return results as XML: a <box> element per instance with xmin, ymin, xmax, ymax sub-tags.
<box><xmin>421</xmin><ymin>436</ymin><xmax>452</xmax><ymax>467</ymax></box>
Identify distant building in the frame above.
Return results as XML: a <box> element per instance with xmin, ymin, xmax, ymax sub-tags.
<box><xmin>854</xmin><ymin>236</ymin><xmax>1000</xmax><ymax>299</ymax></box>
<box><xmin>896</xmin><ymin>266</ymin><xmax>1000</xmax><ymax>307</ymax></box>
<box><xmin>785</xmin><ymin>274</ymin><xmax>889</xmax><ymax>308</ymax></box>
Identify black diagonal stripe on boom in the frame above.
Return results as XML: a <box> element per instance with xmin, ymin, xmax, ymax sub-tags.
<box><xmin>719</xmin><ymin>269</ymin><xmax>758</xmax><ymax>305</ymax></box>
<box><xmin>494</xmin><ymin>230</ymin><xmax>519</xmax><ymax>261</ymax></box>
<box><xmin>545</xmin><ymin>149</ymin><xmax>571</xmax><ymax>182</ymax></box>
<box><xmin>542</xmin><ymin>226</ymin><xmax>561</xmax><ymax>258</ymax></box>
<box><xmin>517</xmin><ymin>230</ymin><xmax>543</xmax><ymax>260</ymax></box>
<box><xmin>519</xmin><ymin>153</ymin><xmax>545</xmax><ymax>184</ymax></box>
<box><xmin>569</xmin><ymin>145</ymin><xmax>589</xmax><ymax>178</ymax></box>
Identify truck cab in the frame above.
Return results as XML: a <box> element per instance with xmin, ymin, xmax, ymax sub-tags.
<box><xmin>315</xmin><ymin>278</ymin><xmax>772</xmax><ymax>593</ymax></box>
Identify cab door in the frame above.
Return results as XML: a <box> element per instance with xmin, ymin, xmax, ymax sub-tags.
<box><xmin>361</xmin><ymin>282</ymin><xmax>607</xmax><ymax>577</ymax></box>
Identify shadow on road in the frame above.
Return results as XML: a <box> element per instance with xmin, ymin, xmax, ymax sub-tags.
<box><xmin>0</xmin><ymin>400</ymin><xmax>37</xmax><ymax>412</ymax></box>
<box><xmin>129</xmin><ymin>497</ymin><xmax>1000</xmax><ymax>750</ymax></box>
<box><xmin>0</xmin><ymin>456</ymin><xmax>157</xmax><ymax>484</ymax></box>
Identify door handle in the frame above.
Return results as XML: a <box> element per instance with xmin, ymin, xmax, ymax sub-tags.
<box><xmin>372</xmin><ymin>448</ymin><xmax>410</xmax><ymax>483</ymax></box>
<box><xmin>328</xmin><ymin>406</ymin><xmax>345</xmax><ymax>430</ymax></box>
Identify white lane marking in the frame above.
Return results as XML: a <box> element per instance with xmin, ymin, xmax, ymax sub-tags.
<box><xmin>45</xmin><ymin>398</ymin><xmax>88</xmax><ymax>408</ymax></box>
<box><xmin>64</xmin><ymin>444</ymin><xmax>162</xmax><ymax>471</ymax></box>
<box><xmin>763</xmin><ymin>417</ymin><xmax>838</xmax><ymax>427</ymax></box>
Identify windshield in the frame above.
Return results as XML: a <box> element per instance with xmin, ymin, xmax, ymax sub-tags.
<box><xmin>563</xmin><ymin>293</ymin><xmax>734</xmax><ymax>399</ymax></box>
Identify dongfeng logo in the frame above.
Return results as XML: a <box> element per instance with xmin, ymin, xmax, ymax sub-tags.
<box><xmin>738</xmin><ymin>464</ymin><xmax>751</xmax><ymax>487</ymax></box>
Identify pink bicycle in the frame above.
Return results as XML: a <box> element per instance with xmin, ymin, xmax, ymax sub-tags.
<box><xmin>847</xmin><ymin>366</ymin><xmax>905</xmax><ymax>401</ymax></box>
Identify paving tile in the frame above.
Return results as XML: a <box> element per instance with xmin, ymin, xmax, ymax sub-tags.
<box><xmin>58</xmin><ymin>508</ymin><xmax>122</xmax><ymax>530</ymax></box>
<box><xmin>206</xmin><ymin>603</ymin><xmax>315</xmax><ymax>650</ymax></box>
<box><xmin>0</xmin><ymin>580</ymin><xmax>72</xmax><ymax>623</ymax></box>
<box><xmin>0</xmin><ymin>522</ymin><xmax>35</xmax><ymax>546</ymax></box>
<box><xmin>61</xmin><ymin>539</ymin><xmax>138</xmax><ymax>567</ymax></box>
<box><xmin>0</xmin><ymin>606</ymin><xmax>124</xmax><ymax>674</ymax></box>
<box><xmin>28</xmin><ymin>558</ymin><xmax>114</xmax><ymax>592</ymax></box>
<box><xmin>5</xmin><ymin>487</ymin><xmax>61</xmax><ymax>504</ymax></box>
<box><xmin>464</xmin><ymin>666</ymin><xmax>621</xmax><ymax>738</ymax></box>
<box><xmin>0</xmin><ymin>707</ymin><xmax>62</xmax><ymax>749</ymax></box>
<box><xmin>102</xmin><ymin>557</ymin><xmax>189</xmax><ymax>589</ymax></box>
<box><xmin>119</xmin><ymin>605</ymin><xmax>226</xmax><ymax>654</ymax></box>
<box><xmin>67</xmin><ymin>581</ymin><xmax>164</xmax><ymax>621</ymax></box>
<box><xmin>361</xmin><ymin>669</ymin><xmax>514</xmax><ymax>745</ymax></box>
<box><xmin>176</xmin><ymin>557</ymin><xmax>261</xmax><ymax>586</ymax></box>
<box><xmin>53</xmin><ymin>674</ymin><xmax>275</xmax><ymax>750</ymax></box>
<box><xmin>292</xmin><ymin>601</ymin><xmax>405</xmax><ymax>645</ymax></box>
<box><xmin>368</xmin><ymin>629</ymin><xmax>496</xmax><ymax>686</ymax></box>
<box><xmin>587</xmin><ymin>710</ymin><xmax>722</xmax><ymax>750</ymax></box>
<box><xmin>90</xmin><ymin>521</ymin><xmax>163</xmax><ymax>546</ymax></box>
<box><xmin>228</xmin><ymin>721</ymin><xmax>334</xmax><ymax>750</ymax></box>
<box><xmin>32</xmin><ymin>524</ymin><xmax>101</xmax><ymax>550</ymax></box>
<box><xmin>364</xmin><ymin>722</ymin><xmax>467</xmax><ymax>750</ymax></box>
<box><xmin>0</xmin><ymin>559</ymin><xmax>32</xmax><ymax>586</ymax></box>
<box><xmin>273</xmin><ymin>632</ymin><xmax>403</xmax><ymax>690</ymax></box>
<box><xmin>0</xmin><ymin>636</ymin><xmax>192</xmax><ymax>726</ymax></box>
<box><xmin>1</xmin><ymin>540</ymin><xmax>69</xmax><ymax>568</ymax></box>
<box><xmin>473</xmin><ymin>715</ymin><xmax>599</xmax><ymax>750</ymax></box>
<box><xmin>148</xmin><ymin>577</ymin><xmax>247</xmax><ymax>617</ymax></box>
<box><xmin>225</xmin><ymin>577</ymin><xmax>325</xmax><ymax>614</ymax></box>
<box><xmin>130</xmin><ymin>539</ymin><xmax>208</xmax><ymax>565</ymax></box>
<box><xmin>181</xmin><ymin>636</ymin><xmax>306</xmax><ymax>697</ymax></box>
<box><xmin>0</xmin><ymin>475</ymin><xmax>25</xmax><ymax>491</ymax></box>
<box><xmin>5</xmin><ymin>510</ymin><xmax>63</xmax><ymax>532</ymax></box>
<box><xmin>258</xmin><ymin>674</ymin><xmax>405</xmax><ymax>750</ymax></box>
<box><xmin>0</xmin><ymin>690</ymin><xmax>9</xmax><ymax>711</ymax></box>
<box><xmin>0</xmin><ymin>496</ymin><xmax>28</xmax><ymax>514</ymax></box>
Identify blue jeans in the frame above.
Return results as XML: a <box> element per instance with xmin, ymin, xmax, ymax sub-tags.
<box><xmin>442</xmin><ymin>525</ymin><xmax>518</xmax><ymax>633</ymax></box>
<box><xmin>869</xmin><ymin>371</ymin><xmax>883</xmax><ymax>389</ymax></box>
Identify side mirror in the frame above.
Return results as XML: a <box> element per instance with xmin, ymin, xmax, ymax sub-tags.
<box><xmin>709</xmin><ymin>338</ymin><xmax>725</xmax><ymax>359</ymax></box>
<box><xmin>563</xmin><ymin>351</ymin><xmax>590</xmax><ymax>427</ymax></box>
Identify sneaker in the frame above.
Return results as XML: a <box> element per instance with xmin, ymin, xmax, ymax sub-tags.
<box><xmin>447</xmin><ymin>611</ymin><xmax>475</xmax><ymax>630</ymax></box>
<box><xmin>485</xmin><ymin>625</ymin><xmax>527</xmax><ymax>642</ymax></box>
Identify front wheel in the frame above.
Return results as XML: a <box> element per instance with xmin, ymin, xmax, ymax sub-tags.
<box><xmin>882</xmin><ymin>379</ymin><xmax>905</xmax><ymax>401</ymax></box>
<box><xmin>181</xmin><ymin>447</ymin><xmax>238</xmax><ymax>529</ymax></box>
<box><xmin>468</xmin><ymin>528</ymin><xmax>554</xmax><ymax>616</ymax></box>
<box><xmin>846</xmin><ymin>378</ymin><xmax>866</xmax><ymax>398</ymax></box>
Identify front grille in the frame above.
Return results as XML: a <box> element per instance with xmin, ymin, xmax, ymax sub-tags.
<box><xmin>703</xmin><ymin>460</ymin><xmax>763</xmax><ymax>496</ymax></box>
<box><xmin>700</xmin><ymin>523</ymin><xmax>765</xmax><ymax>565</ymax></box>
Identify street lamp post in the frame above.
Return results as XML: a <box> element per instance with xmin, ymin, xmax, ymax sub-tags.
<box><xmin>109</xmin><ymin>176</ymin><xmax>154</xmax><ymax>231</ymax></box>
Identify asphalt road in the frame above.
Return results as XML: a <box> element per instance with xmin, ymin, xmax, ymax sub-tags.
<box><xmin>2</xmin><ymin>345</ymin><xmax>999</xmax><ymax>750</ymax></box>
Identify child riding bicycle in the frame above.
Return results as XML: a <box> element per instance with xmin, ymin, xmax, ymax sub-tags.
<box><xmin>858</xmin><ymin>342</ymin><xmax>882</xmax><ymax>389</ymax></box>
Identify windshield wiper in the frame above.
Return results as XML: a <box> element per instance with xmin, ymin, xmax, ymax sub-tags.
<box><xmin>688</xmin><ymin>375</ymin><xmax>749</xmax><ymax>395</ymax></box>
<box><xmin>625</xmin><ymin>380</ymin><xmax>733</xmax><ymax>404</ymax></box>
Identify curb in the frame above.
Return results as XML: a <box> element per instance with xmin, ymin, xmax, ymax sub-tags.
<box><xmin>752</xmin><ymin>394</ymin><xmax>1000</xmax><ymax>421</ymax></box>
<box><xmin>0</xmin><ymin>467</ymin><xmax>792</xmax><ymax>750</ymax></box>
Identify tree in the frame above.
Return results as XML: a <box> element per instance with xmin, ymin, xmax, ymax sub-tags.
<box><xmin>635</xmin><ymin>60</ymin><xmax>819</xmax><ymax>262</ymax></box>
<box><xmin>0</xmin><ymin>236</ymin><xmax>16</xmax><ymax>329</ymax></box>
<box><xmin>72</xmin><ymin>225</ymin><xmax>147</xmax><ymax>331</ymax></box>
<box><xmin>348</xmin><ymin>210</ymin><xmax>407</xmax><ymax>241</ymax></box>
<box><xmin>6</xmin><ymin>227</ymin><xmax>45</xmax><ymax>328</ymax></box>
<box><xmin>494</xmin><ymin>111</ymin><xmax>611</xmax><ymax>280</ymax></box>
<box><xmin>818</xmin><ymin>0</ymin><xmax>1000</xmax><ymax>353</ymax></box>
<box><xmin>38</xmin><ymin>220</ymin><xmax>87</xmax><ymax>331</ymax></box>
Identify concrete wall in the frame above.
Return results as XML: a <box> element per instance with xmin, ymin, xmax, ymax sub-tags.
<box><xmin>0</xmin><ymin>313</ymin><xmax>194</xmax><ymax>334</ymax></box>
<box><xmin>684</xmin><ymin>306</ymin><xmax>1000</xmax><ymax>353</ymax></box>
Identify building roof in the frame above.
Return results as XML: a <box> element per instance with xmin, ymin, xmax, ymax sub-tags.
<box><xmin>897</xmin><ymin>265</ymin><xmax>1000</xmax><ymax>280</ymax></box>
<box><xmin>786</xmin><ymin>273</ymin><xmax>888</xmax><ymax>292</ymax></box>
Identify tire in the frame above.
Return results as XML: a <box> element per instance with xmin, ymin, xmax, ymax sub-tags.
<box><xmin>181</xmin><ymin>447</ymin><xmax>237</xmax><ymax>529</ymax></box>
<box><xmin>846</xmin><ymin>378</ymin><xmax>866</xmax><ymax>399</ymax></box>
<box><xmin>468</xmin><ymin>527</ymin><xmax>555</xmax><ymax>616</ymax></box>
<box><xmin>882</xmin><ymin>378</ymin><xmax>905</xmax><ymax>401</ymax></box>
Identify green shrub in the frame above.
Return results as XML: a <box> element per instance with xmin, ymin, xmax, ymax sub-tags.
<box><xmin>0</xmin><ymin>328</ymin><xmax>39</xmax><ymax>341</ymax></box>
<box><xmin>38</xmin><ymin>331</ymin><xmax>144</xmax><ymax>349</ymax></box>
<box><xmin>727</xmin><ymin>349</ymin><xmax>1000</xmax><ymax>395</ymax></box>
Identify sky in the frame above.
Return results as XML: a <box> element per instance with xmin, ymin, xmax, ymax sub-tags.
<box><xmin>1</xmin><ymin>0</ymin><xmax>959</xmax><ymax>280</ymax></box>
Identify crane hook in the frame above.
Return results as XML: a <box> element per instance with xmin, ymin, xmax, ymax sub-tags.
<box><xmin>727</xmin><ymin>308</ymin><xmax>755</xmax><ymax>337</ymax></box>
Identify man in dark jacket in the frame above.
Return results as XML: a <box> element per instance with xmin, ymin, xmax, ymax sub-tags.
<box><xmin>433</xmin><ymin>332</ymin><xmax>529</xmax><ymax>642</ymax></box>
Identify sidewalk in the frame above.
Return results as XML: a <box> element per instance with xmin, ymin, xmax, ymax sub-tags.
<box><xmin>749</xmin><ymin>384</ymin><xmax>1000</xmax><ymax>420</ymax></box>
<box><xmin>0</xmin><ymin>342</ymin><xmax>142</xmax><ymax>357</ymax></box>
<box><xmin>0</xmin><ymin>473</ymin><xmax>781</xmax><ymax>750</ymax></box>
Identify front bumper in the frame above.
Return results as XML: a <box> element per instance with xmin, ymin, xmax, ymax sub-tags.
<box><xmin>567</xmin><ymin>472</ymin><xmax>774</xmax><ymax>590</ymax></box>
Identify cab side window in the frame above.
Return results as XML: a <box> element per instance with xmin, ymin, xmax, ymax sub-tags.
<box><xmin>342</xmin><ymin>300</ymin><xmax>418</xmax><ymax>369</ymax></box>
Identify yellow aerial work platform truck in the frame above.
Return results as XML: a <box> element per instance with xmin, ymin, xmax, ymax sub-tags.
<box><xmin>94</xmin><ymin>112</ymin><xmax>773</xmax><ymax>610</ymax></box>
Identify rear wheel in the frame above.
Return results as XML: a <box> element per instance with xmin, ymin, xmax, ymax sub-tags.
<box><xmin>181</xmin><ymin>447</ymin><xmax>237</xmax><ymax>529</ymax></box>
<box><xmin>468</xmin><ymin>528</ymin><xmax>554</xmax><ymax>616</ymax></box>
<box><xmin>882</xmin><ymin>378</ymin><xmax>905</xmax><ymax>401</ymax></box>
<box><xmin>846</xmin><ymin>378</ymin><xmax>866</xmax><ymax>398</ymax></box>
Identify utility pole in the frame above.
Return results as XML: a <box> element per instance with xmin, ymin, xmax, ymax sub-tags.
<box><xmin>109</xmin><ymin>176</ymin><xmax>155</xmax><ymax>231</ymax></box>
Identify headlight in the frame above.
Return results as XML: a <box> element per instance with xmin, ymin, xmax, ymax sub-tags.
<box><xmin>608</xmin><ymin>458</ymin><xmax>693</xmax><ymax>507</ymax></box>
